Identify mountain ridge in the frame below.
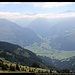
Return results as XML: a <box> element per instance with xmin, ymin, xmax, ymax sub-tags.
<box><xmin>0</xmin><ymin>41</ymin><xmax>56</xmax><ymax>69</ymax></box>
<box><xmin>0</xmin><ymin>18</ymin><xmax>43</xmax><ymax>47</ymax></box>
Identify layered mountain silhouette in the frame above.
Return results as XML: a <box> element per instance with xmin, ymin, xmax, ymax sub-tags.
<box><xmin>1</xmin><ymin>17</ymin><xmax>75</xmax><ymax>71</ymax></box>
<box><xmin>0</xmin><ymin>41</ymin><xmax>55</xmax><ymax>69</ymax></box>
<box><xmin>0</xmin><ymin>18</ymin><xmax>43</xmax><ymax>47</ymax></box>
<box><xmin>28</xmin><ymin>17</ymin><xmax>75</xmax><ymax>51</ymax></box>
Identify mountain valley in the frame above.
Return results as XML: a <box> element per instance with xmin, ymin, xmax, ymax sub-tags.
<box><xmin>0</xmin><ymin>17</ymin><xmax>75</xmax><ymax>71</ymax></box>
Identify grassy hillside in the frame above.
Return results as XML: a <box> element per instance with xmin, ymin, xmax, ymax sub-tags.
<box><xmin>0</xmin><ymin>41</ymin><xmax>44</xmax><ymax>68</ymax></box>
<box><xmin>0</xmin><ymin>57</ymin><xmax>51</xmax><ymax>73</ymax></box>
<box><xmin>0</xmin><ymin>57</ymin><xmax>59</xmax><ymax>73</ymax></box>
<box><xmin>0</xmin><ymin>57</ymin><xmax>73</xmax><ymax>73</ymax></box>
<box><xmin>0</xmin><ymin>41</ymin><xmax>56</xmax><ymax>70</ymax></box>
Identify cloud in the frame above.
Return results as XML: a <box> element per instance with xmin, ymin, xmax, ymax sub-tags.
<box><xmin>0</xmin><ymin>2</ymin><xmax>72</xmax><ymax>7</ymax></box>
<box><xmin>0</xmin><ymin>12</ymin><xmax>26</xmax><ymax>18</ymax></box>
<box><xmin>32</xmin><ymin>2</ymin><xmax>72</xmax><ymax>8</ymax></box>
<box><xmin>0</xmin><ymin>2</ymin><xmax>26</xmax><ymax>7</ymax></box>
<box><xmin>0</xmin><ymin>12</ymin><xmax>38</xmax><ymax>19</ymax></box>
<box><xmin>0</xmin><ymin>2</ymin><xmax>73</xmax><ymax>9</ymax></box>
<box><xmin>0</xmin><ymin>11</ymin><xmax>75</xmax><ymax>19</ymax></box>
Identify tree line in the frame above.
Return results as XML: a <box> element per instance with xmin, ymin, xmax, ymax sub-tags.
<box><xmin>0</xmin><ymin>61</ymin><xmax>73</xmax><ymax>73</ymax></box>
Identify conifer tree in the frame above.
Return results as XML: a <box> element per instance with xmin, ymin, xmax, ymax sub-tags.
<box><xmin>16</xmin><ymin>63</ymin><xmax>20</xmax><ymax>70</ymax></box>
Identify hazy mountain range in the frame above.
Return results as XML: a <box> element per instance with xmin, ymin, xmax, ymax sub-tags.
<box><xmin>0</xmin><ymin>18</ymin><xmax>43</xmax><ymax>47</ymax></box>
<box><xmin>0</xmin><ymin>17</ymin><xmax>75</xmax><ymax>71</ymax></box>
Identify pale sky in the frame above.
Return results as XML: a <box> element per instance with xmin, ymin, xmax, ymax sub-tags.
<box><xmin>0</xmin><ymin>2</ymin><xmax>75</xmax><ymax>19</ymax></box>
